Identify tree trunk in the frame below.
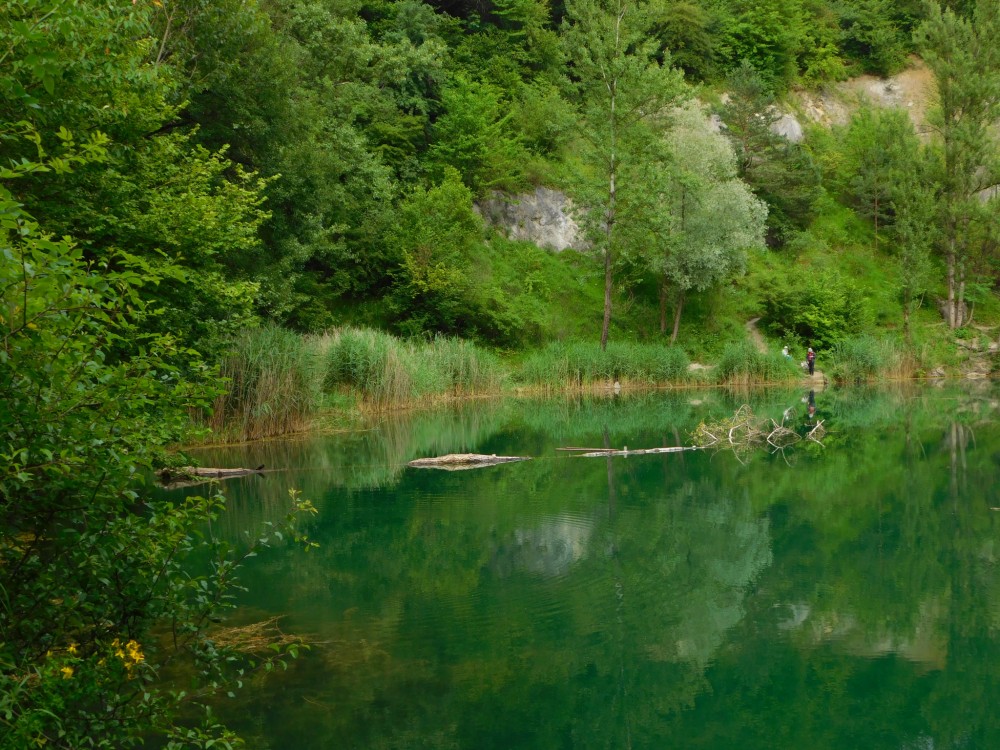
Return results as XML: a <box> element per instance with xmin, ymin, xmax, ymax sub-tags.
<box><xmin>903</xmin><ymin>291</ymin><xmax>912</xmax><ymax>346</ymax></box>
<box><xmin>600</xmin><ymin>6</ymin><xmax>623</xmax><ymax>352</ymax></box>
<box><xmin>670</xmin><ymin>291</ymin><xmax>684</xmax><ymax>345</ymax></box>
<box><xmin>946</xmin><ymin>242</ymin><xmax>957</xmax><ymax>328</ymax></box>
<box><xmin>874</xmin><ymin>193</ymin><xmax>879</xmax><ymax>253</ymax></box>
<box><xmin>956</xmin><ymin>256</ymin><xmax>966</xmax><ymax>328</ymax></box>
<box><xmin>659</xmin><ymin>282</ymin><xmax>668</xmax><ymax>334</ymax></box>
<box><xmin>601</xmin><ymin>237</ymin><xmax>613</xmax><ymax>350</ymax></box>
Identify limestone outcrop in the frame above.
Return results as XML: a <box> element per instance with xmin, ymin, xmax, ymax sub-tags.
<box><xmin>476</xmin><ymin>187</ymin><xmax>584</xmax><ymax>251</ymax></box>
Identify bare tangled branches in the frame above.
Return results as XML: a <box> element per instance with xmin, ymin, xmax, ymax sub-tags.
<box><xmin>691</xmin><ymin>405</ymin><xmax>825</xmax><ymax>459</ymax></box>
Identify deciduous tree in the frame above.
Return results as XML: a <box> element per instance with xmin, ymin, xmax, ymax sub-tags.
<box><xmin>655</xmin><ymin>102</ymin><xmax>768</xmax><ymax>343</ymax></box>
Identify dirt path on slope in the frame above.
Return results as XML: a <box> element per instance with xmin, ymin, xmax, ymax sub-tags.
<box><xmin>745</xmin><ymin>317</ymin><xmax>768</xmax><ymax>353</ymax></box>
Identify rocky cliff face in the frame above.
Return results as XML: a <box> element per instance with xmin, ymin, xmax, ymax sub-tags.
<box><xmin>476</xmin><ymin>186</ymin><xmax>584</xmax><ymax>251</ymax></box>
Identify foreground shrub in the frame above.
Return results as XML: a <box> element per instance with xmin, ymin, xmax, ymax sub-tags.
<box><xmin>1</xmin><ymin>222</ymin><xmax>311</xmax><ymax>748</ymax></box>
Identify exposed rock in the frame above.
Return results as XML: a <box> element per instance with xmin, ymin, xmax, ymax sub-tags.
<box><xmin>960</xmin><ymin>351</ymin><xmax>994</xmax><ymax>379</ymax></box>
<box><xmin>476</xmin><ymin>187</ymin><xmax>584</xmax><ymax>251</ymax></box>
<box><xmin>794</xmin><ymin>89</ymin><xmax>851</xmax><ymax>127</ymax></box>
<box><xmin>791</xmin><ymin>56</ymin><xmax>934</xmax><ymax>133</ymax></box>
<box><xmin>771</xmin><ymin>113</ymin><xmax>804</xmax><ymax>143</ymax></box>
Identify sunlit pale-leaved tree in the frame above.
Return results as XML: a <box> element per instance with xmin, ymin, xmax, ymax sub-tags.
<box><xmin>654</xmin><ymin>102</ymin><xmax>767</xmax><ymax>343</ymax></box>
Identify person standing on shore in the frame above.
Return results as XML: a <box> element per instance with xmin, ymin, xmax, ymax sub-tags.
<box><xmin>807</xmin><ymin>347</ymin><xmax>816</xmax><ymax>376</ymax></box>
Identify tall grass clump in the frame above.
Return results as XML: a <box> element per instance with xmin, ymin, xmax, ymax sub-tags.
<box><xmin>421</xmin><ymin>335</ymin><xmax>507</xmax><ymax>394</ymax></box>
<box><xmin>323</xmin><ymin>327</ymin><xmax>508</xmax><ymax>407</ymax></box>
<box><xmin>716</xmin><ymin>341</ymin><xmax>798</xmax><ymax>385</ymax></box>
<box><xmin>324</xmin><ymin>328</ymin><xmax>414</xmax><ymax>405</ymax></box>
<box><xmin>210</xmin><ymin>324</ymin><xmax>326</xmax><ymax>440</ymax></box>
<box><xmin>517</xmin><ymin>340</ymin><xmax>689</xmax><ymax>387</ymax></box>
<box><xmin>828</xmin><ymin>335</ymin><xmax>909</xmax><ymax>383</ymax></box>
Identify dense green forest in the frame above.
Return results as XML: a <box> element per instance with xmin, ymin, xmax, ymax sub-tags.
<box><xmin>4</xmin><ymin>0</ymin><xmax>1000</xmax><ymax>356</ymax></box>
<box><xmin>2</xmin><ymin>0</ymin><xmax>1000</xmax><ymax>745</ymax></box>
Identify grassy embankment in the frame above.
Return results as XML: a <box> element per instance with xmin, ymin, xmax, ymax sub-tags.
<box><xmin>205</xmin><ymin>318</ymin><xmax>975</xmax><ymax>442</ymax></box>
<box><xmin>207</xmin><ymin>325</ymin><xmax>809</xmax><ymax>442</ymax></box>
<box><xmin>206</xmin><ymin>197</ymin><xmax>995</xmax><ymax>442</ymax></box>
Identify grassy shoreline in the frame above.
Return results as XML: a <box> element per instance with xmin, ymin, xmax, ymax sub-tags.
<box><xmin>197</xmin><ymin>325</ymin><xmax>952</xmax><ymax>444</ymax></box>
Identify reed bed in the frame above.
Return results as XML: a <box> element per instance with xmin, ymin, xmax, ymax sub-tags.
<box><xmin>207</xmin><ymin>326</ymin><xmax>509</xmax><ymax>440</ymax></box>
<box><xmin>323</xmin><ymin>328</ymin><xmax>507</xmax><ymax>407</ymax></box>
<box><xmin>827</xmin><ymin>335</ymin><xmax>912</xmax><ymax>383</ymax></box>
<box><xmin>715</xmin><ymin>341</ymin><xmax>800</xmax><ymax>386</ymax></box>
<box><xmin>213</xmin><ymin>326</ymin><xmax>927</xmax><ymax>443</ymax></box>
<box><xmin>516</xmin><ymin>341</ymin><xmax>690</xmax><ymax>388</ymax></box>
<box><xmin>209</xmin><ymin>324</ymin><xmax>326</xmax><ymax>441</ymax></box>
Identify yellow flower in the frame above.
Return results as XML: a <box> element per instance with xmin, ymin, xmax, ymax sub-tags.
<box><xmin>60</xmin><ymin>666</ymin><xmax>74</xmax><ymax>679</ymax></box>
<box><xmin>67</xmin><ymin>643</ymin><xmax>78</xmax><ymax>656</ymax></box>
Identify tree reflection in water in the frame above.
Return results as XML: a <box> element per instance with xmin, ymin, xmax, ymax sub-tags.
<box><xmin>162</xmin><ymin>384</ymin><xmax>1000</xmax><ymax>749</ymax></box>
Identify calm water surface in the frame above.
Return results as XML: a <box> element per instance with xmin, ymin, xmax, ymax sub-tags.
<box><xmin>177</xmin><ymin>383</ymin><xmax>1000</xmax><ymax>749</ymax></box>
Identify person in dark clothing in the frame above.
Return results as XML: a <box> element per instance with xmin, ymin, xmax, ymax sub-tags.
<box><xmin>806</xmin><ymin>347</ymin><xmax>816</xmax><ymax>376</ymax></box>
<box><xmin>807</xmin><ymin>390</ymin><xmax>816</xmax><ymax>422</ymax></box>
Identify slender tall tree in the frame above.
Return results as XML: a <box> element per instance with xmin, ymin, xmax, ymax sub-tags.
<box><xmin>915</xmin><ymin>0</ymin><xmax>1000</xmax><ymax>329</ymax></box>
<box><xmin>561</xmin><ymin>0</ymin><xmax>685</xmax><ymax>349</ymax></box>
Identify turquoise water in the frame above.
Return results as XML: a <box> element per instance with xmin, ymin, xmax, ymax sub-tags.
<box><xmin>177</xmin><ymin>383</ymin><xmax>1000</xmax><ymax>748</ymax></box>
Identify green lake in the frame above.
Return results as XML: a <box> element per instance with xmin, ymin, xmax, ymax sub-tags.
<box><xmin>176</xmin><ymin>383</ymin><xmax>1000</xmax><ymax>749</ymax></box>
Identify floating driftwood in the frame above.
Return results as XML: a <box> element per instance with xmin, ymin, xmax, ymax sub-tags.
<box><xmin>566</xmin><ymin>446</ymin><xmax>698</xmax><ymax>458</ymax></box>
<box><xmin>186</xmin><ymin>466</ymin><xmax>265</xmax><ymax>478</ymax></box>
<box><xmin>159</xmin><ymin>465</ymin><xmax>265</xmax><ymax>487</ymax></box>
<box><xmin>407</xmin><ymin>453</ymin><xmax>531</xmax><ymax>471</ymax></box>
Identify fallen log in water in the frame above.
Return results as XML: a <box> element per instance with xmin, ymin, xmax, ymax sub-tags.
<box><xmin>159</xmin><ymin>465</ymin><xmax>265</xmax><ymax>487</ymax></box>
<box><xmin>407</xmin><ymin>453</ymin><xmax>531</xmax><ymax>470</ymax></box>
<box><xmin>571</xmin><ymin>446</ymin><xmax>699</xmax><ymax>458</ymax></box>
<box><xmin>186</xmin><ymin>466</ymin><xmax>266</xmax><ymax>478</ymax></box>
